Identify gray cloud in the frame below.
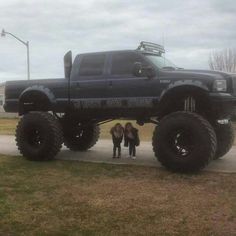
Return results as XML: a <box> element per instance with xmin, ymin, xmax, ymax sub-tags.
<box><xmin>0</xmin><ymin>0</ymin><xmax>235</xmax><ymax>81</ymax></box>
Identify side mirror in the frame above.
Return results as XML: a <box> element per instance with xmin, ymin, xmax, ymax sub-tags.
<box><xmin>132</xmin><ymin>62</ymin><xmax>142</xmax><ymax>77</ymax></box>
<box><xmin>64</xmin><ymin>51</ymin><xmax>72</xmax><ymax>79</ymax></box>
<box><xmin>145</xmin><ymin>66</ymin><xmax>156</xmax><ymax>79</ymax></box>
<box><xmin>132</xmin><ymin>62</ymin><xmax>156</xmax><ymax>79</ymax></box>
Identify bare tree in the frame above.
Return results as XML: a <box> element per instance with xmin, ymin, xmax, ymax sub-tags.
<box><xmin>209</xmin><ymin>48</ymin><xmax>236</xmax><ymax>73</ymax></box>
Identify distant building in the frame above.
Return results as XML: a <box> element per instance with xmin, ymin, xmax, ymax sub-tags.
<box><xmin>0</xmin><ymin>82</ymin><xmax>5</xmax><ymax>112</ymax></box>
<box><xmin>0</xmin><ymin>82</ymin><xmax>17</xmax><ymax>117</ymax></box>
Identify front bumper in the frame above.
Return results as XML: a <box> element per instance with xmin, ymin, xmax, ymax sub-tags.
<box><xmin>209</xmin><ymin>93</ymin><xmax>236</xmax><ymax>118</ymax></box>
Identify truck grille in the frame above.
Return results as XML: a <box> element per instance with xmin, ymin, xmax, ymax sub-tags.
<box><xmin>232</xmin><ymin>76</ymin><xmax>236</xmax><ymax>96</ymax></box>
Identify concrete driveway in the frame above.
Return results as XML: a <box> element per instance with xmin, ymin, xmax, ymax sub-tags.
<box><xmin>0</xmin><ymin>135</ymin><xmax>236</xmax><ymax>173</ymax></box>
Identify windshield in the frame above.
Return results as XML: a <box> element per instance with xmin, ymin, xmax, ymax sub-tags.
<box><xmin>145</xmin><ymin>54</ymin><xmax>177</xmax><ymax>69</ymax></box>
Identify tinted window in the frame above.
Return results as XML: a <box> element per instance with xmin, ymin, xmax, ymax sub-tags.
<box><xmin>111</xmin><ymin>52</ymin><xmax>144</xmax><ymax>75</ymax></box>
<box><xmin>79</xmin><ymin>54</ymin><xmax>105</xmax><ymax>76</ymax></box>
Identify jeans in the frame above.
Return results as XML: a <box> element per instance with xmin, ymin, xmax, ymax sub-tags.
<box><xmin>113</xmin><ymin>143</ymin><xmax>121</xmax><ymax>157</ymax></box>
<box><xmin>129</xmin><ymin>140</ymin><xmax>136</xmax><ymax>156</ymax></box>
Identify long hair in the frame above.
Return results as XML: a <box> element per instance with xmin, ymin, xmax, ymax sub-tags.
<box><xmin>125</xmin><ymin>122</ymin><xmax>133</xmax><ymax>131</ymax></box>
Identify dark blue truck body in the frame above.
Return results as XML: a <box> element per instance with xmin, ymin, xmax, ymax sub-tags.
<box><xmin>4</xmin><ymin>43</ymin><xmax>236</xmax><ymax>121</ymax></box>
<box><xmin>4</xmin><ymin>42</ymin><xmax>236</xmax><ymax>172</ymax></box>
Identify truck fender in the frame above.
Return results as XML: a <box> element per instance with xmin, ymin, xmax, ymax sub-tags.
<box><xmin>159</xmin><ymin>80</ymin><xmax>209</xmax><ymax>102</ymax></box>
<box><xmin>19</xmin><ymin>85</ymin><xmax>56</xmax><ymax>114</ymax></box>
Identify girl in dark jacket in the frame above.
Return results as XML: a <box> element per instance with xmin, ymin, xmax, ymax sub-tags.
<box><xmin>110</xmin><ymin>123</ymin><xmax>124</xmax><ymax>158</ymax></box>
<box><xmin>124</xmin><ymin>122</ymin><xmax>140</xmax><ymax>159</ymax></box>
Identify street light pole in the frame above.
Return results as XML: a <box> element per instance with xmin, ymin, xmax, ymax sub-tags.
<box><xmin>1</xmin><ymin>29</ymin><xmax>30</xmax><ymax>80</ymax></box>
<box><xmin>26</xmin><ymin>41</ymin><xmax>30</xmax><ymax>80</ymax></box>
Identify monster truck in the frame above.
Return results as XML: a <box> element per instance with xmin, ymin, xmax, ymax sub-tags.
<box><xmin>4</xmin><ymin>41</ymin><xmax>236</xmax><ymax>172</ymax></box>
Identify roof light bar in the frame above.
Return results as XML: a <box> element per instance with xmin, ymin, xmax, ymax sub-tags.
<box><xmin>137</xmin><ymin>41</ymin><xmax>165</xmax><ymax>54</ymax></box>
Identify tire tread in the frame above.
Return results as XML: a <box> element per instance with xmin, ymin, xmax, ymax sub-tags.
<box><xmin>16</xmin><ymin>112</ymin><xmax>63</xmax><ymax>161</ymax></box>
<box><xmin>152</xmin><ymin>111</ymin><xmax>217</xmax><ymax>172</ymax></box>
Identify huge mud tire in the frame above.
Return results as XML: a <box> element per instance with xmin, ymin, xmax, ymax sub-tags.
<box><xmin>214</xmin><ymin>122</ymin><xmax>235</xmax><ymax>159</ymax></box>
<box><xmin>63</xmin><ymin>121</ymin><xmax>100</xmax><ymax>151</ymax></box>
<box><xmin>152</xmin><ymin>111</ymin><xmax>217</xmax><ymax>173</ymax></box>
<box><xmin>16</xmin><ymin>112</ymin><xmax>63</xmax><ymax>161</ymax></box>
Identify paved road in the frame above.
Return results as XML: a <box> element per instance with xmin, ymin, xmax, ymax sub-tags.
<box><xmin>0</xmin><ymin>135</ymin><xmax>236</xmax><ymax>173</ymax></box>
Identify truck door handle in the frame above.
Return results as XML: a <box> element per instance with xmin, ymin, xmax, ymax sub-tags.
<box><xmin>76</xmin><ymin>82</ymin><xmax>80</xmax><ymax>89</ymax></box>
<box><xmin>108</xmin><ymin>81</ymin><xmax>112</xmax><ymax>88</ymax></box>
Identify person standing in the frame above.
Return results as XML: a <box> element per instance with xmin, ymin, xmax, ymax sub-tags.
<box><xmin>124</xmin><ymin>122</ymin><xmax>140</xmax><ymax>159</ymax></box>
<box><xmin>110</xmin><ymin>123</ymin><xmax>124</xmax><ymax>158</ymax></box>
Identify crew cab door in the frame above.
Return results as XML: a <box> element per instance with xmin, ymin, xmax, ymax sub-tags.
<box><xmin>107</xmin><ymin>51</ymin><xmax>160</xmax><ymax>99</ymax></box>
<box><xmin>70</xmin><ymin>53</ymin><xmax>108</xmax><ymax>102</ymax></box>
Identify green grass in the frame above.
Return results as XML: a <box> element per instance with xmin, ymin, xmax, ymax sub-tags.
<box><xmin>0</xmin><ymin>155</ymin><xmax>235</xmax><ymax>235</ymax></box>
<box><xmin>0</xmin><ymin>118</ymin><xmax>18</xmax><ymax>135</ymax></box>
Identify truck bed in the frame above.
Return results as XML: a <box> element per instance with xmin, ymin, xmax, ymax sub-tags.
<box><xmin>4</xmin><ymin>78</ymin><xmax>68</xmax><ymax>113</ymax></box>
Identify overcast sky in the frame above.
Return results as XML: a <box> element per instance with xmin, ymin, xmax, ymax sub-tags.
<box><xmin>0</xmin><ymin>0</ymin><xmax>235</xmax><ymax>82</ymax></box>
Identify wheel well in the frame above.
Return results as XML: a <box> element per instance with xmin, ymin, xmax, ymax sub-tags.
<box><xmin>19</xmin><ymin>91</ymin><xmax>51</xmax><ymax>115</ymax></box>
<box><xmin>158</xmin><ymin>86</ymin><xmax>211</xmax><ymax>119</ymax></box>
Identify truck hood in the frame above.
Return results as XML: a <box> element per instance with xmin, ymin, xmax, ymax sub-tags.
<box><xmin>162</xmin><ymin>68</ymin><xmax>231</xmax><ymax>81</ymax></box>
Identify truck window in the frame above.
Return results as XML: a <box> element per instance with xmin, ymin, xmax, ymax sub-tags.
<box><xmin>111</xmin><ymin>52</ymin><xmax>144</xmax><ymax>75</ymax></box>
<box><xmin>79</xmin><ymin>54</ymin><xmax>105</xmax><ymax>76</ymax></box>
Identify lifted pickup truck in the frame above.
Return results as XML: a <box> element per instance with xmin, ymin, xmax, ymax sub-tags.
<box><xmin>4</xmin><ymin>42</ymin><xmax>236</xmax><ymax>172</ymax></box>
